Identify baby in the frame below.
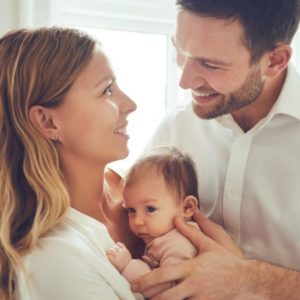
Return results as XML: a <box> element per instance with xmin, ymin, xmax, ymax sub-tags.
<box><xmin>107</xmin><ymin>147</ymin><xmax>200</xmax><ymax>298</ymax></box>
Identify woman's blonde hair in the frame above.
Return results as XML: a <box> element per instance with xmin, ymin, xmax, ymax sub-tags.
<box><xmin>0</xmin><ymin>27</ymin><xmax>96</xmax><ymax>299</ymax></box>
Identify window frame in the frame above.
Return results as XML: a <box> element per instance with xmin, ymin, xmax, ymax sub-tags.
<box><xmin>19</xmin><ymin>0</ymin><xmax>180</xmax><ymax>111</ymax></box>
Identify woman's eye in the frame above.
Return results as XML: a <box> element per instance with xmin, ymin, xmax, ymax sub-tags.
<box><xmin>103</xmin><ymin>85</ymin><xmax>112</xmax><ymax>97</ymax></box>
<box><xmin>145</xmin><ymin>206</ymin><xmax>156</xmax><ymax>213</ymax></box>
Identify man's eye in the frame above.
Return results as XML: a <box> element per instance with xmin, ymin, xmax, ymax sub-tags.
<box><xmin>202</xmin><ymin>62</ymin><xmax>219</xmax><ymax>70</ymax></box>
<box><xmin>145</xmin><ymin>206</ymin><xmax>156</xmax><ymax>213</ymax></box>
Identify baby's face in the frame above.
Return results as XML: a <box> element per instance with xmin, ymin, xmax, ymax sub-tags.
<box><xmin>123</xmin><ymin>169</ymin><xmax>183</xmax><ymax>244</ymax></box>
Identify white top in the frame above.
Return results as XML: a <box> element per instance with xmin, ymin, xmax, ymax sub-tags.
<box><xmin>146</xmin><ymin>65</ymin><xmax>300</xmax><ymax>270</ymax></box>
<box><xmin>16</xmin><ymin>208</ymin><xmax>143</xmax><ymax>300</ymax></box>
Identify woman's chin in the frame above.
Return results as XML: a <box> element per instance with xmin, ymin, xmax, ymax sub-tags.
<box><xmin>115</xmin><ymin>147</ymin><xmax>129</xmax><ymax>161</ymax></box>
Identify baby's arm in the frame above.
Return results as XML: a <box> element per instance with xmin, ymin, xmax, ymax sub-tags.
<box><xmin>107</xmin><ymin>242</ymin><xmax>153</xmax><ymax>282</ymax></box>
<box><xmin>107</xmin><ymin>242</ymin><xmax>171</xmax><ymax>299</ymax></box>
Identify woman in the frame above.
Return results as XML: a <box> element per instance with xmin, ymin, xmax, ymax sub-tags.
<box><xmin>0</xmin><ymin>27</ymin><xmax>143</xmax><ymax>300</ymax></box>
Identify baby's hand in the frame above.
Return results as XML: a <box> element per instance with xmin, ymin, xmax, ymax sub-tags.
<box><xmin>106</xmin><ymin>242</ymin><xmax>132</xmax><ymax>272</ymax></box>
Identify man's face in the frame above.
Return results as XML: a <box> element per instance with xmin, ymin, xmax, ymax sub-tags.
<box><xmin>174</xmin><ymin>10</ymin><xmax>265</xmax><ymax>119</ymax></box>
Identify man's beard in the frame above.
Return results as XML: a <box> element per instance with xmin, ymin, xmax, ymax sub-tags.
<box><xmin>192</xmin><ymin>66</ymin><xmax>265</xmax><ymax>119</ymax></box>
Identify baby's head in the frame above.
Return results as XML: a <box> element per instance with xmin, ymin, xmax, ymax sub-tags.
<box><xmin>123</xmin><ymin>147</ymin><xmax>199</xmax><ymax>243</ymax></box>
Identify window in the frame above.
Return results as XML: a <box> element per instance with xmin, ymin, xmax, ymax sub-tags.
<box><xmin>19</xmin><ymin>0</ymin><xmax>179</xmax><ymax>168</ymax></box>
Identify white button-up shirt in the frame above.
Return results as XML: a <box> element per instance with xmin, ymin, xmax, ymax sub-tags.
<box><xmin>146</xmin><ymin>64</ymin><xmax>300</xmax><ymax>270</ymax></box>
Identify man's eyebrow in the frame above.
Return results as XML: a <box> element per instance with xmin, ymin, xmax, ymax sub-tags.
<box><xmin>171</xmin><ymin>36</ymin><xmax>231</xmax><ymax>67</ymax></box>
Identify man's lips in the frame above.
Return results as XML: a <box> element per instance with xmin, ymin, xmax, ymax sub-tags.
<box><xmin>192</xmin><ymin>90</ymin><xmax>220</xmax><ymax>104</ymax></box>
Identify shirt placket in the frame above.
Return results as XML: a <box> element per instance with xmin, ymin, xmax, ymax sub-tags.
<box><xmin>223</xmin><ymin>135</ymin><xmax>252</xmax><ymax>245</ymax></box>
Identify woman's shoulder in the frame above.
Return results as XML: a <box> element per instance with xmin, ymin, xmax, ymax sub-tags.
<box><xmin>23</xmin><ymin>209</ymin><xmax>115</xmax><ymax>266</ymax></box>
<box><xmin>17</xmin><ymin>238</ymin><xmax>135</xmax><ymax>300</ymax></box>
<box><xmin>17</xmin><ymin>212</ymin><xmax>134</xmax><ymax>300</ymax></box>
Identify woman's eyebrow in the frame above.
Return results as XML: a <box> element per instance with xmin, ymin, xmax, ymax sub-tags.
<box><xmin>94</xmin><ymin>74</ymin><xmax>116</xmax><ymax>88</ymax></box>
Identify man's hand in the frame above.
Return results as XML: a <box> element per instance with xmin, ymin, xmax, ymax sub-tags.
<box><xmin>186</xmin><ymin>209</ymin><xmax>243</xmax><ymax>257</ymax></box>
<box><xmin>131</xmin><ymin>210</ymin><xmax>251</xmax><ymax>299</ymax></box>
<box><xmin>106</xmin><ymin>242</ymin><xmax>132</xmax><ymax>273</ymax></box>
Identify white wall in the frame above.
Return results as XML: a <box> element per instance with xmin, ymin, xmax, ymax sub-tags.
<box><xmin>0</xmin><ymin>0</ymin><xmax>19</xmax><ymax>36</ymax></box>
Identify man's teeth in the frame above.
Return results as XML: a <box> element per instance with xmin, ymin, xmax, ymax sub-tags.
<box><xmin>193</xmin><ymin>91</ymin><xmax>216</xmax><ymax>97</ymax></box>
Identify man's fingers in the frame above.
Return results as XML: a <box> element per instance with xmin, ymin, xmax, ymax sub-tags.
<box><xmin>174</xmin><ymin>217</ymin><xmax>217</xmax><ymax>252</ymax></box>
<box><xmin>192</xmin><ymin>210</ymin><xmax>243</xmax><ymax>257</ymax></box>
<box><xmin>192</xmin><ymin>209</ymin><xmax>225</xmax><ymax>239</ymax></box>
<box><xmin>151</xmin><ymin>281</ymin><xmax>190</xmax><ymax>300</ymax></box>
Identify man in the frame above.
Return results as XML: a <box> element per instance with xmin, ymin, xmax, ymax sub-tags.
<box><xmin>132</xmin><ymin>0</ymin><xmax>300</xmax><ymax>299</ymax></box>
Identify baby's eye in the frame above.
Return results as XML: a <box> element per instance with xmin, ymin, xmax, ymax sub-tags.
<box><xmin>127</xmin><ymin>207</ymin><xmax>136</xmax><ymax>214</ymax></box>
<box><xmin>145</xmin><ymin>206</ymin><xmax>156</xmax><ymax>213</ymax></box>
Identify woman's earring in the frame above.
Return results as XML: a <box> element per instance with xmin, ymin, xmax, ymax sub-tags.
<box><xmin>51</xmin><ymin>135</ymin><xmax>60</xmax><ymax>143</ymax></box>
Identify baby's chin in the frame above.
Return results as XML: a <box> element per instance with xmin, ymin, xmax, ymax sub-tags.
<box><xmin>137</xmin><ymin>233</ymin><xmax>153</xmax><ymax>244</ymax></box>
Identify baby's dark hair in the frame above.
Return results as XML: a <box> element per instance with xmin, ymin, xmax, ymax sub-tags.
<box><xmin>124</xmin><ymin>147</ymin><xmax>199</xmax><ymax>205</ymax></box>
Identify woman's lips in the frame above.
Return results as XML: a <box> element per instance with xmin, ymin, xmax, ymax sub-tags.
<box><xmin>114</xmin><ymin>121</ymin><xmax>129</xmax><ymax>138</ymax></box>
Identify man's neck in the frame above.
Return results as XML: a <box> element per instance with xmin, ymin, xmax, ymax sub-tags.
<box><xmin>231</xmin><ymin>69</ymin><xmax>287</xmax><ymax>132</ymax></box>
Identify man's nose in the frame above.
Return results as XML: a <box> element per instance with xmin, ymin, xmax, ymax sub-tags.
<box><xmin>179</xmin><ymin>57</ymin><xmax>206</xmax><ymax>90</ymax></box>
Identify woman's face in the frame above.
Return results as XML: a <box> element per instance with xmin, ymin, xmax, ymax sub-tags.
<box><xmin>53</xmin><ymin>49</ymin><xmax>136</xmax><ymax>165</ymax></box>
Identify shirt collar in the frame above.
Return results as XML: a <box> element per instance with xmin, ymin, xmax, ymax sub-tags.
<box><xmin>269</xmin><ymin>63</ymin><xmax>300</xmax><ymax>121</ymax></box>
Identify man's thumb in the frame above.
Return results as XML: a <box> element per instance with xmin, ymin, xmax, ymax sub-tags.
<box><xmin>174</xmin><ymin>217</ymin><xmax>216</xmax><ymax>252</ymax></box>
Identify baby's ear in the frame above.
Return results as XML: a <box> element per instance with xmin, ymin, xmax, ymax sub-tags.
<box><xmin>182</xmin><ymin>195</ymin><xmax>198</xmax><ymax>220</ymax></box>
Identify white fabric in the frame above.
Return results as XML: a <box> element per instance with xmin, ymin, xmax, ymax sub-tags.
<box><xmin>15</xmin><ymin>208</ymin><xmax>143</xmax><ymax>300</ymax></box>
<box><xmin>146</xmin><ymin>65</ymin><xmax>300</xmax><ymax>270</ymax></box>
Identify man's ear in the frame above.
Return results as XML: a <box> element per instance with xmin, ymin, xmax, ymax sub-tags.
<box><xmin>182</xmin><ymin>195</ymin><xmax>198</xmax><ymax>220</ymax></box>
<box><xmin>29</xmin><ymin>105</ymin><xmax>59</xmax><ymax>141</ymax></box>
<box><xmin>263</xmin><ymin>44</ymin><xmax>292</xmax><ymax>78</ymax></box>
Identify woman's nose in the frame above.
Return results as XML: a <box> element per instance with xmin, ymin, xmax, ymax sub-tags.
<box><xmin>121</xmin><ymin>92</ymin><xmax>137</xmax><ymax>115</ymax></box>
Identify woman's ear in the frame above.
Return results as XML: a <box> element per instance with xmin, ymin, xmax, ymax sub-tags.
<box><xmin>29</xmin><ymin>105</ymin><xmax>59</xmax><ymax>141</ymax></box>
<box><xmin>263</xmin><ymin>44</ymin><xmax>292</xmax><ymax>78</ymax></box>
<box><xmin>182</xmin><ymin>195</ymin><xmax>198</xmax><ymax>220</ymax></box>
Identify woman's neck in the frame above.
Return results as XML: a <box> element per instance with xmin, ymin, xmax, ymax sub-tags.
<box><xmin>61</xmin><ymin>157</ymin><xmax>107</xmax><ymax>222</ymax></box>
<box><xmin>63</xmin><ymin>162</ymin><xmax>144</xmax><ymax>257</ymax></box>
